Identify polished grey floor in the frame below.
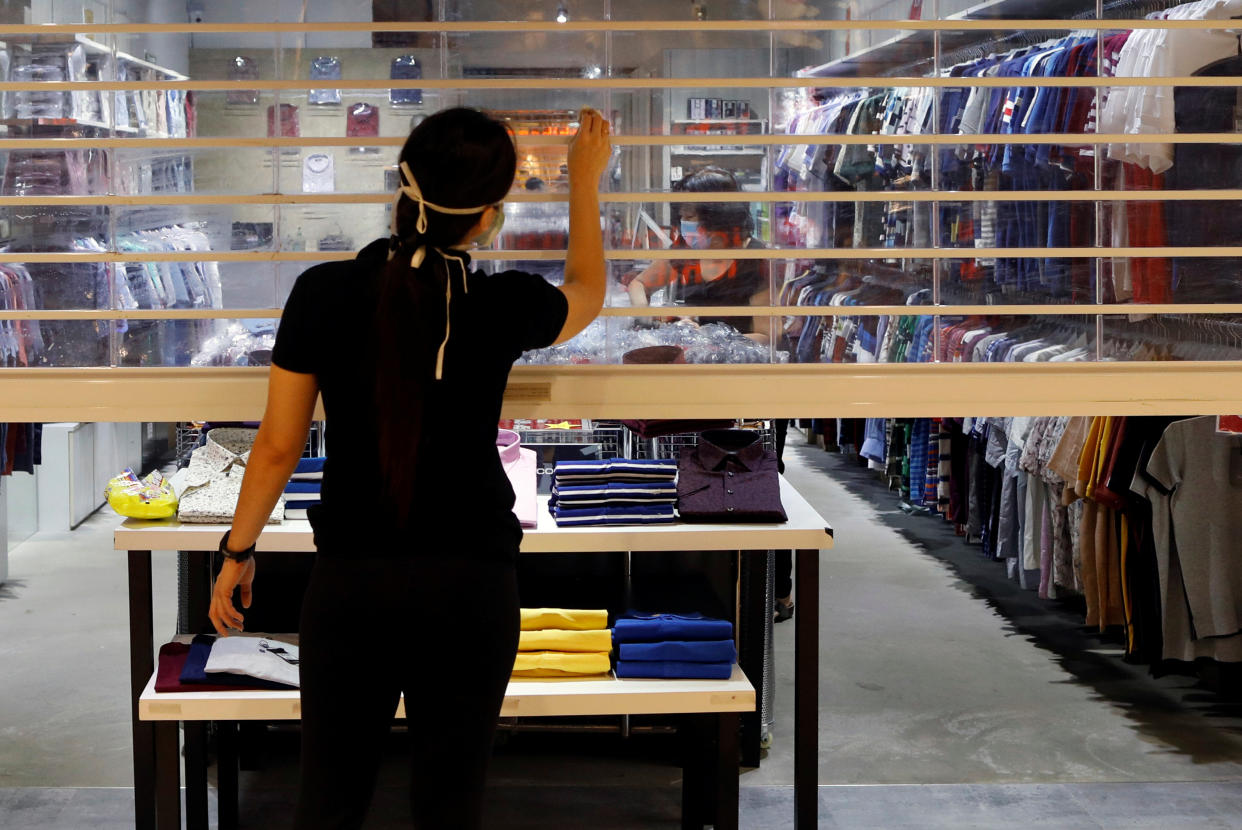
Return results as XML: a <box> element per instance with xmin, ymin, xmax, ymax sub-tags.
<box><xmin>3</xmin><ymin>435</ymin><xmax>1242</xmax><ymax>828</ymax></box>
<box><xmin>8</xmin><ymin>782</ymin><xmax>1242</xmax><ymax>829</ymax></box>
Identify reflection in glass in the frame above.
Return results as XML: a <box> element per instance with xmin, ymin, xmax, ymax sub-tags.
<box><xmin>516</xmin><ymin>316</ymin><xmax>781</xmax><ymax>366</ymax></box>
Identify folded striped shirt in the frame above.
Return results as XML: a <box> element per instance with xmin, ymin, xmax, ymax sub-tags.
<box><xmin>284</xmin><ymin>494</ymin><xmax>320</xmax><ymax>506</ymax></box>
<box><xmin>551</xmin><ymin>504</ymin><xmax>676</xmax><ymax>527</ymax></box>
<box><xmin>554</xmin><ymin>458</ymin><xmax>677</xmax><ymax>486</ymax></box>
<box><xmin>291</xmin><ymin>457</ymin><xmax>325</xmax><ymax>481</ymax></box>
<box><xmin>551</xmin><ymin>482</ymin><xmax>678</xmax><ymax>507</ymax></box>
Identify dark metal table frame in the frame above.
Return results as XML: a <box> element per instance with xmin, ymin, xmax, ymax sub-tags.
<box><xmin>123</xmin><ymin>540</ymin><xmax>824</xmax><ymax>830</ymax></box>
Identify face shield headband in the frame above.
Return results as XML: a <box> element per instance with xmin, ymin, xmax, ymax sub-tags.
<box><xmin>388</xmin><ymin>161</ymin><xmax>497</xmax><ymax>381</ymax></box>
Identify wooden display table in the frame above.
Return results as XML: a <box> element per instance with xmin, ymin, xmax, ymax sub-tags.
<box><xmin>117</xmin><ymin>476</ymin><xmax>831</xmax><ymax>830</ymax></box>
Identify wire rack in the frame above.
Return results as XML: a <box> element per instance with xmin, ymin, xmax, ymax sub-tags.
<box><xmin>627</xmin><ymin>420</ymin><xmax>777</xmax><ymax>460</ymax></box>
<box><xmin>174</xmin><ymin>421</ymin><xmax>326</xmax><ymax>468</ymax></box>
<box><xmin>511</xmin><ymin>423</ymin><xmax>625</xmax><ymax>459</ymax></box>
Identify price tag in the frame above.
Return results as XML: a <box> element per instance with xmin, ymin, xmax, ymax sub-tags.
<box><xmin>1217</xmin><ymin>416</ymin><xmax>1242</xmax><ymax>435</ymax></box>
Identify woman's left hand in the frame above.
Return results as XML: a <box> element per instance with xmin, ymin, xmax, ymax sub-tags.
<box><xmin>209</xmin><ymin>557</ymin><xmax>256</xmax><ymax>637</ymax></box>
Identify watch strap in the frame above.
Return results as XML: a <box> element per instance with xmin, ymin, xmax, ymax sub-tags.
<box><xmin>219</xmin><ymin>530</ymin><xmax>256</xmax><ymax>563</ymax></box>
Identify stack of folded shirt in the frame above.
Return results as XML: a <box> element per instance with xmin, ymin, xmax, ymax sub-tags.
<box><xmin>512</xmin><ymin>608</ymin><xmax>612</xmax><ymax>678</ymax></box>
<box><xmin>613</xmin><ymin>612</ymin><xmax>736</xmax><ymax>680</ymax></box>
<box><xmin>284</xmin><ymin>457</ymin><xmax>324</xmax><ymax>520</ymax></box>
<box><xmin>156</xmin><ymin>633</ymin><xmax>299</xmax><ymax>692</ymax></box>
<box><xmin>550</xmin><ymin>459</ymin><xmax>678</xmax><ymax>527</ymax></box>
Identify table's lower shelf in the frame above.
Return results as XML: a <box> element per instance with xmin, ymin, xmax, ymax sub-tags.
<box><xmin>139</xmin><ymin>665</ymin><xmax>755</xmax><ymax>721</ymax></box>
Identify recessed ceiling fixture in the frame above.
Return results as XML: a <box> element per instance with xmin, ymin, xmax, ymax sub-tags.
<box><xmin>555</xmin><ymin>4</ymin><xmax>569</xmax><ymax>23</ymax></box>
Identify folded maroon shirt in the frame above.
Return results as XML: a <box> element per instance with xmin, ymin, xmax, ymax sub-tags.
<box><xmin>156</xmin><ymin>642</ymin><xmax>293</xmax><ymax>693</ymax></box>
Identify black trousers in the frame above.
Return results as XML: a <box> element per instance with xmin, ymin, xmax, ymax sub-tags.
<box><xmin>293</xmin><ymin>551</ymin><xmax>520</xmax><ymax>830</ymax></box>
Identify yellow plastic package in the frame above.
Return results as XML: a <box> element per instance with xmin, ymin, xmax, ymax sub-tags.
<box><xmin>105</xmin><ymin>468</ymin><xmax>178</xmax><ymax>519</ymax></box>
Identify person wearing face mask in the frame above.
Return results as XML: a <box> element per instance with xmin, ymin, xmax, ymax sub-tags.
<box><xmin>207</xmin><ymin>107</ymin><xmax>611</xmax><ymax>829</ymax></box>
<box><xmin>626</xmin><ymin>166</ymin><xmax>772</xmax><ymax>343</ymax></box>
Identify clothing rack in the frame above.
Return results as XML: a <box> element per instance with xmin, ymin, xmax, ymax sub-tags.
<box><xmin>1070</xmin><ymin>0</ymin><xmax>1186</xmax><ymax>20</ymax></box>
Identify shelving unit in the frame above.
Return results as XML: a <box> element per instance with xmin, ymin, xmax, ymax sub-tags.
<box><xmin>116</xmin><ymin>476</ymin><xmax>832</xmax><ymax>830</ymax></box>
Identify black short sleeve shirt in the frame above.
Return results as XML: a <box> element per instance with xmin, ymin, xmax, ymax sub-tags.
<box><xmin>270</xmin><ymin>239</ymin><xmax>569</xmax><ymax>560</ymax></box>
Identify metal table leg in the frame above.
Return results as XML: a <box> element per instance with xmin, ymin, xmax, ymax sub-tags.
<box><xmin>737</xmin><ymin>550</ymin><xmax>767</xmax><ymax>768</ymax></box>
<box><xmin>185</xmin><ymin>551</ymin><xmax>211</xmax><ymax>830</ymax></box>
<box><xmin>154</xmin><ymin>721</ymin><xmax>181</xmax><ymax>829</ymax></box>
<box><xmin>184</xmin><ymin>721</ymin><xmax>208</xmax><ymax>830</ymax></box>
<box><xmin>680</xmin><ymin>715</ymin><xmax>708</xmax><ymax>830</ymax></box>
<box><xmin>715</xmin><ymin>712</ymin><xmax>740</xmax><ymax>830</ymax></box>
<box><xmin>794</xmin><ymin>548</ymin><xmax>820</xmax><ymax>829</ymax></box>
<box><xmin>127</xmin><ymin>550</ymin><xmax>156</xmax><ymax>830</ymax></box>
<box><xmin>218</xmin><ymin>721</ymin><xmax>240</xmax><ymax>830</ymax></box>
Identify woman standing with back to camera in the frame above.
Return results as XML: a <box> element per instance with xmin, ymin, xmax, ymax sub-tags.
<box><xmin>206</xmin><ymin>107</ymin><xmax>611</xmax><ymax>828</ymax></box>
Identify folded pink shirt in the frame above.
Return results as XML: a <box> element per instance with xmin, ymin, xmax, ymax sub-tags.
<box><xmin>498</xmin><ymin>428</ymin><xmax>537</xmax><ymax>528</ymax></box>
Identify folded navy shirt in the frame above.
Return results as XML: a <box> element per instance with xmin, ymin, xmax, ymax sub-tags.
<box><xmin>284</xmin><ymin>481</ymin><xmax>322</xmax><ymax>495</ymax></box>
<box><xmin>618</xmin><ymin>639</ymin><xmax>736</xmax><ymax>663</ymax></box>
<box><xmin>550</xmin><ymin>481</ymin><xmax>678</xmax><ymax>507</ymax></box>
<box><xmin>612</xmin><ymin>612</ymin><xmax>733</xmax><ymax>643</ymax></box>
<box><xmin>616</xmin><ymin>661</ymin><xmax>734</xmax><ymax>680</ymax></box>
<box><xmin>179</xmin><ymin>634</ymin><xmax>295</xmax><ymax>690</ymax></box>
<box><xmin>551</xmin><ymin>504</ymin><xmax>676</xmax><ymax>527</ymax></box>
<box><xmin>291</xmin><ymin>457</ymin><xmax>325</xmax><ymax>480</ymax></box>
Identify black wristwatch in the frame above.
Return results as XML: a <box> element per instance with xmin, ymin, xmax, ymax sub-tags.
<box><xmin>219</xmin><ymin>530</ymin><xmax>256</xmax><ymax>563</ymax></box>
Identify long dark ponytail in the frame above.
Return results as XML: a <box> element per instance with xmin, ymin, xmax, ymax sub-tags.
<box><xmin>375</xmin><ymin>108</ymin><xmax>516</xmax><ymax>522</ymax></box>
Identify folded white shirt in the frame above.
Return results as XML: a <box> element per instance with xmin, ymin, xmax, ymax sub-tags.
<box><xmin>204</xmin><ymin>634</ymin><xmax>300</xmax><ymax>687</ymax></box>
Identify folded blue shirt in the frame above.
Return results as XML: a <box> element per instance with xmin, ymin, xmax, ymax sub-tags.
<box><xmin>612</xmin><ymin>612</ymin><xmax>733</xmax><ymax>643</ymax></box>
<box><xmin>554</xmin><ymin>458</ymin><xmax>677</xmax><ymax>486</ymax></box>
<box><xmin>179</xmin><ymin>634</ymin><xmax>294</xmax><ymax>689</ymax></box>
<box><xmin>615</xmin><ymin>660</ymin><xmax>734</xmax><ymax>680</ymax></box>
<box><xmin>284</xmin><ymin>481</ymin><xmax>322</xmax><ymax>495</ymax></box>
<box><xmin>618</xmin><ymin>639</ymin><xmax>737</xmax><ymax>663</ymax></box>
<box><xmin>293</xmin><ymin>457</ymin><xmax>325</xmax><ymax>476</ymax></box>
<box><xmin>551</xmin><ymin>504</ymin><xmax>676</xmax><ymax>527</ymax></box>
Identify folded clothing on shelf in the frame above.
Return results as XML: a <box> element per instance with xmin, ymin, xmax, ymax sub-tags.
<box><xmin>178</xmin><ymin>428</ymin><xmax>285</xmax><ymax>524</ymax></box>
<box><xmin>519</xmin><ymin>628</ymin><xmax>613</xmax><ymax>653</ymax></box>
<box><xmin>520</xmin><ymin>608</ymin><xmax>609</xmax><ymax>631</ymax></box>
<box><xmin>617</xmin><ymin>639</ymin><xmax>736</xmax><ymax>663</ymax></box>
<box><xmin>498</xmin><ymin>428</ymin><xmax>537</xmax><ymax>528</ymax></box>
<box><xmin>550</xmin><ymin>504</ymin><xmax>676</xmax><ymax>527</ymax></box>
<box><xmin>157</xmin><ymin>642</ymin><xmax>294</xmax><ymax>693</ymax></box>
<box><xmin>512</xmin><ymin>651</ymin><xmax>612</xmax><ymax>678</ymax></box>
<box><xmin>175</xmin><ymin>634</ymin><xmax>296</xmax><ymax>690</ymax></box>
<box><xmin>550</xmin><ymin>481</ymin><xmax>678</xmax><ymax>507</ymax></box>
<box><xmin>612</xmin><ymin>612</ymin><xmax>733</xmax><ymax>643</ymax></box>
<box><xmin>615</xmin><ymin>661</ymin><xmax>733</xmax><ymax>680</ymax></box>
<box><xmin>553</xmin><ymin>458</ymin><xmax>678</xmax><ymax>487</ymax></box>
<box><xmin>284</xmin><ymin>478</ymin><xmax>321</xmax><ymax>520</ymax></box>
<box><xmin>550</xmin><ymin>458</ymin><xmax>679</xmax><ymax>526</ymax></box>
<box><xmin>291</xmin><ymin>457</ymin><xmax>324</xmax><ymax>481</ymax></box>
<box><xmin>204</xmin><ymin>633</ymin><xmax>300</xmax><ymax>688</ymax></box>
<box><xmin>677</xmin><ymin>429</ymin><xmax>787</xmax><ymax>523</ymax></box>
<box><xmin>283</xmin><ymin>481</ymin><xmax>321</xmax><ymax>502</ymax></box>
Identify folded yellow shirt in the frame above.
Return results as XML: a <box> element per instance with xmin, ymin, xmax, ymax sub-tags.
<box><xmin>518</xmin><ymin>629</ymin><xmax>612</xmax><ymax>653</ymax></box>
<box><xmin>511</xmin><ymin>651</ymin><xmax>612</xmax><ymax>677</ymax></box>
<box><xmin>520</xmin><ymin>608</ymin><xmax>608</xmax><ymax>632</ymax></box>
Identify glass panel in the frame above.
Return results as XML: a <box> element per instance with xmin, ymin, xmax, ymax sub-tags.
<box><xmin>1104</xmin><ymin>314</ymin><xmax>1242</xmax><ymax>361</ymax></box>
<box><xmin>938</xmin><ymin>313</ymin><xmax>1099</xmax><ymax>363</ymax></box>
<box><xmin>516</xmin><ymin>314</ymin><xmax>781</xmax><ymax>366</ymax></box>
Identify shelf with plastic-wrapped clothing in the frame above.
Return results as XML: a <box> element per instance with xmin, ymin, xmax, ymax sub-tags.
<box><xmin>3</xmin><ymin>8</ymin><xmax>1242</xmax><ymax>417</ymax></box>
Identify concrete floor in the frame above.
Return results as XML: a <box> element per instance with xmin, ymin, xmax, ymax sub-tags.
<box><xmin>3</xmin><ymin>435</ymin><xmax>1242</xmax><ymax>828</ymax></box>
